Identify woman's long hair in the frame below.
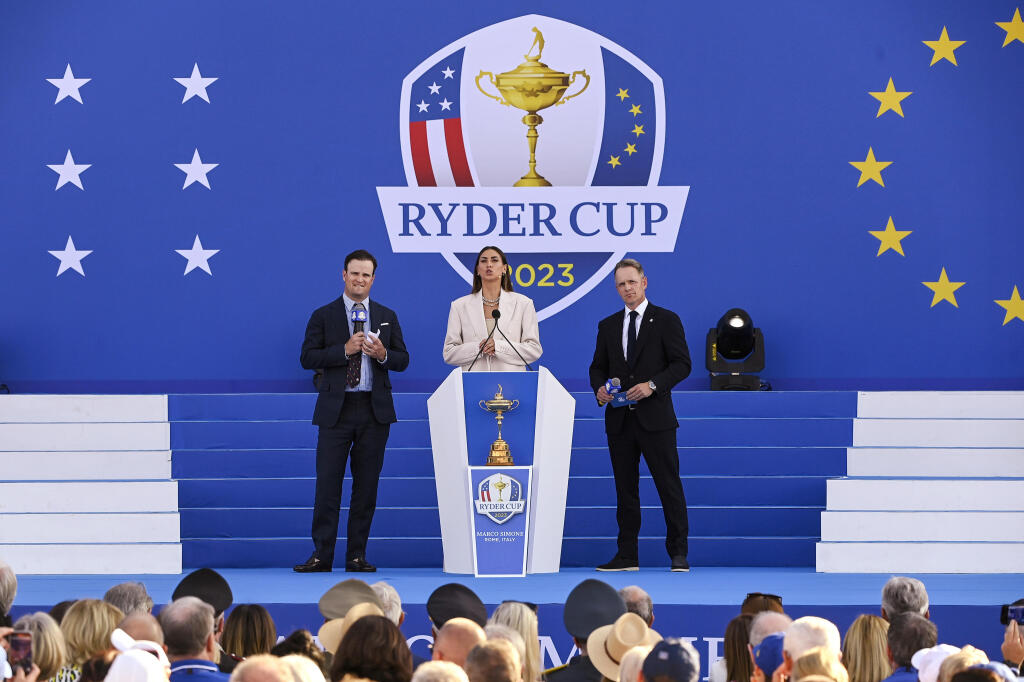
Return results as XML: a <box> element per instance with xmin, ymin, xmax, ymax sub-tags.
<box><xmin>842</xmin><ymin>615</ymin><xmax>890</xmax><ymax>682</ymax></box>
<box><xmin>470</xmin><ymin>246</ymin><xmax>514</xmax><ymax>294</ymax></box>
<box><xmin>222</xmin><ymin>604</ymin><xmax>277</xmax><ymax>660</ymax></box>
<box><xmin>724</xmin><ymin>613</ymin><xmax>753</xmax><ymax>682</ymax></box>
<box><xmin>330</xmin><ymin>615</ymin><xmax>411</xmax><ymax>682</ymax></box>
<box><xmin>489</xmin><ymin>601</ymin><xmax>541</xmax><ymax>682</ymax></box>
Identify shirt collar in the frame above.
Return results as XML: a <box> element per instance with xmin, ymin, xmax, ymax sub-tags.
<box><xmin>343</xmin><ymin>293</ymin><xmax>370</xmax><ymax>313</ymax></box>
<box><xmin>624</xmin><ymin>298</ymin><xmax>649</xmax><ymax>319</ymax></box>
<box><xmin>170</xmin><ymin>659</ymin><xmax>219</xmax><ymax>671</ymax></box>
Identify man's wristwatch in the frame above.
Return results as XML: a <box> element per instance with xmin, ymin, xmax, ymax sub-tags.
<box><xmin>648</xmin><ymin>380</ymin><xmax>657</xmax><ymax>393</ymax></box>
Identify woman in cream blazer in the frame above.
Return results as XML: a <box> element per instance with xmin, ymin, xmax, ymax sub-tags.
<box><xmin>443</xmin><ymin>245</ymin><xmax>543</xmax><ymax>371</ymax></box>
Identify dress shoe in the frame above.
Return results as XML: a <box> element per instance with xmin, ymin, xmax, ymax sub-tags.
<box><xmin>293</xmin><ymin>555</ymin><xmax>332</xmax><ymax>573</ymax></box>
<box><xmin>671</xmin><ymin>555</ymin><xmax>690</xmax><ymax>572</ymax></box>
<box><xmin>345</xmin><ymin>556</ymin><xmax>377</xmax><ymax>572</ymax></box>
<box><xmin>596</xmin><ymin>555</ymin><xmax>639</xmax><ymax>571</ymax></box>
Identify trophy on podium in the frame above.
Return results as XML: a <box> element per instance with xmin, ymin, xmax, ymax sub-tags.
<box><xmin>475</xmin><ymin>27</ymin><xmax>590</xmax><ymax>187</ymax></box>
<box><xmin>479</xmin><ymin>385</ymin><xmax>519</xmax><ymax>465</ymax></box>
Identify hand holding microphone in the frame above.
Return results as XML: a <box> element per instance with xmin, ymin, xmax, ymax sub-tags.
<box><xmin>345</xmin><ymin>306</ymin><xmax>369</xmax><ymax>356</ymax></box>
<box><xmin>597</xmin><ymin>377</ymin><xmax>621</xmax><ymax>406</ymax></box>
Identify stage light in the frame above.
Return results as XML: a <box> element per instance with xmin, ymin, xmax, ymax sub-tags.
<box><xmin>705</xmin><ymin>308</ymin><xmax>766</xmax><ymax>390</ymax></box>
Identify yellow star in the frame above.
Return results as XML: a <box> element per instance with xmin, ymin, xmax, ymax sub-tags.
<box><xmin>996</xmin><ymin>8</ymin><xmax>1024</xmax><ymax>47</ymax></box>
<box><xmin>624</xmin><ymin>142</ymin><xmax>637</xmax><ymax>156</ymax></box>
<box><xmin>616</xmin><ymin>88</ymin><xmax>629</xmax><ymax>101</ymax></box>
<box><xmin>923</xmin><ymin>26</ymin><xmax>966</xmax><ymax>66</ymax></box>
<box><xmin>849</xmin><ymin>147</ymin><xmax>892</xmax><ymax>187</ymax></box>
<box><xmin>607</xmin><ymin>155</ymin><xmax>621</xmax><ymax>168</ymax></box>
<box><xmin>629</xmin><ymin>103</ymin><xmax>642</xmax><ymax>116</ymax></box>
<box><xmin>869</xmin><ymin>78</ymin><xmax>912</xmax><ymax>118</ymax></box>
<box><xmin>631</xmin><ymin>124</ymin><xmax>645</xmax><ymax>137</ymax></box>
<box><xmin>922</xmin><ymin>268</ymin><xmax>965</xmax><ymax>308</ymax></box>
<box><xmin>995</xmin><ymin>286</ymin><xmax>1024</xmax><ymax>325</ymax></box>
<box><xmin>868</xmin><ymin>217</ymin><xmax>912</xmax><ymax>256</ymax></box>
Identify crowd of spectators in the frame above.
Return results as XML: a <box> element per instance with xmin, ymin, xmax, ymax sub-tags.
<box><xmin>1</xmin><ymin>562</ymin><xmax>1021</xmax><ymax>682</ymax></box>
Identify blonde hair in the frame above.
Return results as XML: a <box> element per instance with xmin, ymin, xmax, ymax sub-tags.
<box><xmin>791</xmin><ymin>646</ymin><xmax>849</xmax><ymax>682</ymax></box>
<box><xmin>619</xmin><ymin>645</ymin><xmax>654</xmax><ymax>682</ymax></box>
<box><xmin>61</xmin><ymin>599</ymin><xmax>124</xmax><ymax>665</ymax></box>
<box><xmin>937</xmin><ymin>646</ymin><xmax>988</xmax><ymax>682</ymax></box>
<box><xmin>14</xmin><ymin>612</ymin><xmax>68</xmax><ymax>679</ymax></box>
<box><xmin>842</xmin><ymin>615</ymin><xmax>890</xmax><ymax>682</ymax></box>
<box><xmin>488</xmin><ymin>602</ymin><xmax>539</xmax><ymax>682</ymax></box>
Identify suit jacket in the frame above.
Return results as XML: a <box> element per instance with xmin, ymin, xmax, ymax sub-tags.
<box><xmin>300</xmin><ymin>296</ymin><xmax>409</xmax><ymax>427</ymax></box>
<box><xmin>443</xmin><ymin>291</ymin><xmax>542</xmax><ymax>371</ymax></box>
<box><xmin>588</xmin><ymin>302</ymin><xmax>691</xmax><ymax>433</ymax></box>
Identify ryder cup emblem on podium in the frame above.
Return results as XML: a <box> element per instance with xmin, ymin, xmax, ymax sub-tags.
<box><xmin>474</xmin><ymin>473</ymin><xmax>525</xmax><ymax>524</ymax></box>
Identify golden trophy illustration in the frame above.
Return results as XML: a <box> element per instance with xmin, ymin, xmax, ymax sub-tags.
<box><xmin>475</xmin><ymin>27</ymin><xmax>590</xmax><ymax>187</ymax></box>
<box><xmin>493</xmin><ymin>475</ymin><xmax>509</xmax><ymax>501</ymax></box>
<box><xmin>479</xmin><ymin>385</ymin><xmax>520</xmax><ymax>465</ymax></box>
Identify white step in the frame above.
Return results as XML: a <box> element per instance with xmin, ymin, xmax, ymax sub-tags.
<box><xmin>0</xmin><ymin>481</ymin><xmax>178</xmax><ymax>513</ymax></box>
<box><xmin>853</xmin><ymin>419</ymin><xmax>1024</xmax><ymax>447</ymax></box>
<box><xmin>0</xmin><ymin>513</ymin><xmax>180</xmax><ymax>543</ymax></box>
<box><xmin>858</xmin><ymin>391</ymin><xmax>1024</xmax><ymax>419</ymax></box>
<box><xmin>820</xmin><ymin>511</ymin><xmax>1024</xmax><ymax>541</ymax></box>
<box><xmin>0</xmin><ymin>543</ymin><xmax>182</xmax><ymax>574</ymax></box>
<box><xmin>826</xmin><ymin>478</ymin><xmax>1024</xmax><ymax>511</ymax></box>
<box><xmin>847</xmin><ymin>448</ymin><xmax>1024</xmax><ymax>477</ymax></box>
<box><xmin>0</xmin><ymin>422</ymin><xmax>170</xmax><ymax>451</ymax></box>
<box><xmin>0</xmin><ymin>451</ymin><xmax>172</xmax><ymax>480</ymax></box>
<box><xmin>816</xmin><ymin>542</ymin><xmax>1024</xmax><ymax>573</ymax></box>
<box><xmin>0</xmin><ymin>395</ymin><xmax>167</xmax><ymax>423</ymax></box>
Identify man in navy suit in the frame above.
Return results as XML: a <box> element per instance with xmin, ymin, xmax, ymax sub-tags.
<box><xmin>589</xmin><ymin>258</ymin><xmax>691</xmax><ymax>572</ymax></box>
<box><xmin>294</xmin><ymin>249</ymin><xmax>409</xmax><ymax>573</ymax></box>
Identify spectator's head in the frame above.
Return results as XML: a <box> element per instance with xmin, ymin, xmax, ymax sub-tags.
<box><xmin>50</xmin><ymin>600</ymin><xmax>77</xmax><ymax>625</ymax></box>
<box><xmin>489</xmin><ymin>602</ymin><xmax>539</xmax><ymax>682</ymax></box>
<box><xmin>937</xmin><ymin>646</ymin><xmax>989</xmax><ymax>682</ymax></box>
<box><xmin>589</xmin><ymin>613</ymin><xmax>661</xmax><ymax>681</ymax></box>
<box><xmin>723</xmin><ymin>614</ymin><xmax>753</xmax><ymax>682</ymax></box>
<box><xmin>223</xmin><ymin>604</ymin><xmax>277</xmax><ymax>661</ymax></box>
<box><xmin>434</xmin><ymin>617</ymin><xmax>487</xmax><ymax>668</ymax></box>
<box><xmin>372</xmin><ymin>581</ymin><xmax>404</xmax><ymax>626</ymax></box>
<box><xmin>271</xmin><ymin>631</ymin><xmax>326</xmax><ymax>674</ymax></box>
<box><xmin>483</xmin><ymin>624</ymin><xmax>525</xmax><ymax>679</ymax></box>
<box><xmin>280</xmin><ymin>654</ymin><xmax>327</xmax><ymax>682</ymax></box>
<box><xmin>104</xmin><ymin>649</ymin><xmax>167</xmax><ymax>682</ymax></box>
<box><xmin>110</xmin><ymin>626</ymin><xmax>170</xmax><ymax>670</ymax></box>
<box><xmin>841</xmin><ymin>615</ymin><xmax>889</xmax><ymax>682</ymax></box>
<box><xmin>319</xmin><ymin>579</ymin><xmax>383</xmax><ymax>621</ymax></box>
<box><xmin>79</xmin><ymin>649</ymin><xmax>120</xmax><ymax>682</ymax></box>
<box><xmin>412</xmin><ymin>661</ymin><xmax>471</xmax><ymax>682</ymax></box>
<box><xmin>950</xmin><ymin>669</ymin><xmax>1002</xmax><ymax>682</ymax></box>
<box><xmin>465</xmin><ymin>640</ymin><xmax>521</xmax><ymax>682</ymax></box>
<box><xmin>791</xmin><ymin>646</ymin><xmax>848</xmax><ymax>682</ymax></box>
<box><xmin>329</xmin><ymin>615</ymin><xmax>412</xmax><ymax>682</ymax></box>
<box><xmin>13</xmin><ymin>612</ymin><xmax>68</xmax><ymax>679</ymax></box>
<box><xmin>61</xmin><ymin>598</ymin><xmax>124</xmax><ymax>665</ymax></box>
<box><xmin>318</xmin><ymin>602</ymin><xmax>385</xmax><ymax>656</ymax></box>
<box><xmin>427</xmin><ymin>584</ymin><xmax>488</xmax><ymax>631</ymax></box>
<box><xmin>783</xmin><ymin>618</ymin><xmax>841</xmax><ymax>674</ymax></box>
<box><xmin>563</xmin><ymin>579</ymin><xmax>627</xmax><ymax>653</ymax></box>
<box><xmin>230</xmin><ymin>654</ymin><xmax>293</xmax><ymax>682</ymax></box>
<box><xmin>642</xmin><ymin>638</ymin><xmax>700</xmax><ymax>682</ymax></box>
<box><xmin>752</xmin><ymin>634</ymin><xmax>786</xmax><ymax>682</ymax></box>
<box><xmin>104</xmin><ymin>582</ymin><xmax>153</xmax><ymax>616</ymax></box>
<box><xmin>965</xmin><ymin>664</ymin><xmax>1017</xmax><ymax>682</ymax></box>
<box><xmin>159</xmin><ymin>596</ymin><xmax>218</xmax><ymax>661</ymax></box>
<box><xmin>117</xmin><ymin>613</ymin><xmax>164</xmax><ymax>647</ymax></box>
<box><xmin>741</xmin><ymin>593</ymin><xmax>785</xmax><ymax>616</ymax></box>
<box><xmin>881</xmin><ymin>578</ymin><xmax>929</xmax><ymax>621</ymax></box>
<box><xmin>0</xmin><ymin>560</ymin><xmax>17</xmax><ymax>618</ymax></box>
<box><xmin>620</xmin><ymin>646</ymin><xmax>655</xmax><ymax>682</ymax></box>
<box><xmin>912</xmin><ymin>645</ymin><xmax>961</xmax><ymax>682</ymax></box>
<box><xmin>749</xmin><ymin>612</ymin><xmax>793</xmax><ymax>648</ymax></box>
<box><xmin>619</xmin><ymin>586</ymin><xmax>654</xmax><ymax>626</ymax></box>
<box><xmin>173</xmin><ymin>569</ymin><xmax>234</xmax><ymax>619</ymax></box>
<box><xmin>886</xmin><ymin>612</ymin><xmax>937</xmax><ymax>668</ymax></box>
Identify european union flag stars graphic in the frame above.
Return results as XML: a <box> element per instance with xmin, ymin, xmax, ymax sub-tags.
<box><xmin>592</xmin><ymin>48</ymin><xmax>656</xmax><ymax>186</ymax></box>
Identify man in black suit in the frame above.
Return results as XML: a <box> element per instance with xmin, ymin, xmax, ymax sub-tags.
<box><xmin>589</xmin><ymin>258</ymin><xmax>691</xmax><ymax>572</ymax></box>
<box><xmin>294</xmin><ymin>249</ymin><xmax>409</xmax><ymax>573</ymax></box>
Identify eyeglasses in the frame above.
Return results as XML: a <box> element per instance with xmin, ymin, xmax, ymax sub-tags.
<box><xmin>745</xmin><ymin>592</ymin><xmax>783</xmax><ymax>604</ymax></box>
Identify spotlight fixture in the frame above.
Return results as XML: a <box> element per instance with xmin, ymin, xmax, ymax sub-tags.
<box><xmin>705</xmin><ymin>308</ymin><xmax>765</xmax><ymax>390</ymax></box>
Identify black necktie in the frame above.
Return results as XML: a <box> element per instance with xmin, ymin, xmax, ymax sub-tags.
<box><xmin>626</xmin><ymin>310</ymin><xmax>638</xmax><ymax>365</ymax></box>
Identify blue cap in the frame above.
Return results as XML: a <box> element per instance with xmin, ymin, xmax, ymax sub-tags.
<box><xmin>753</xmin><ymin>632</ymin><xmax>785</xmax><ymax>675</ymax></box>
<box><xmin>642</xmin><ymin>638</ymin><xmax>699</xmax><ymax>682</ymax></box>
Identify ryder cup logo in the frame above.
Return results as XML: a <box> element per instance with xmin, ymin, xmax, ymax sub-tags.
<box><xmin>377</xmin><ymin>15</ymin><xmax>689</xmax><ymax>320</ymax></box>
<box><xmin>474</xmin><ymin>473</ymin><xmax>525</xmax><ymax>525</ymax></box>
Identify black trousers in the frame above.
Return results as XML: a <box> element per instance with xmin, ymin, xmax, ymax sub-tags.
<box><xmin>310</xmin><ymin>392</ymin><xmax>390</xmax><ymax>565</ymax></box>
<box><xmin>607</xmin><ymin>408</ymin><xmax>689</xmax><ymax>560</ymax></box>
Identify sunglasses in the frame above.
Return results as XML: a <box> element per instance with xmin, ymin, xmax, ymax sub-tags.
<box><xmin>745</xmin><ymin>592</ymin><xmax>783</xmax><ymax>604</ymax></box>
<box><xmin>501</xmin><ymin>600</ymin><xmax>539</xmax><ymax>613</ymax></box>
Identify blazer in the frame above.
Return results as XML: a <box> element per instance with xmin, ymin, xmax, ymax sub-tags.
<box><xmin>443</xmin><ymin>291</ymin><xmax>543</xmax><ymax>371</ymax></box>
<box><xmin>588</xmin><ymin>302</ymin><xmax>691</xmax><ymax>433</ymax></box>
<box><xmin>300</xmin><ymin>296</ymin><xmax>410</xmax><ymax>427</ymax></box>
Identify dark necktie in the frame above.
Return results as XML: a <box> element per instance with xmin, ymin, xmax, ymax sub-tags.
<box><xmin>626</xmin><ymin>310</ymin><xmax>638</xmax><ymax>365</ymax></box>
<box><xmin>346</xmin><ymin>303</ymin><xmax>365</xmax><ymax>389</ymax></box>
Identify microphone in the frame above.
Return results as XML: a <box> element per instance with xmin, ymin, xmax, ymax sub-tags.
<box><xmin>467</xmin><ymin>308</ymin><xmax>501</xmax><ymax>372</ymax></box>
<box><xmin>490</xmin><ymin>309</ymin><xmax>536</xmax><ymax>371</ymax></box>
<box><xmin>605</xmin><ymin>378</ymin><xmax>622</xmax><ymax>395</ymax></box>
<box><xmin>350</xmin><ymin>307</ymin><xmax>368</xmax><ymax>334</ymax></box>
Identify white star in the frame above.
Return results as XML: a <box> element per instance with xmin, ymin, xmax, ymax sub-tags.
<box><xmin>47</xmin><ymin>150</ymin><xmax>91</xmax><ymax>190</ymax></box>
<box><xmin>173</xmin><ymin>63</ymin><xmax>218</xmax><ymax>103</ymax></box>
<box><xmin>174</xmin><ymin>149</ymin><xmax>218</xmax><ymax>189</ymax></box>
<box><xmin>175</xmin><ymin>234</ymin><xmax>219</xmax><ymax>275</ymax></box>
<box><xmin>48</xmin><ymin>236</ymin><xmax>92</xmax><ymax>276</ymax></box>
<box><xmin>439</xmin><ymin>98</ymin><xmax>453</xmax><ymax>111</ymax></box>
<box><xmin>46</xmin><ymin>64</ymin><xmax>91</xmax><ymax>104</ymax></box>
<box><xmin>441</xmin><ymin>66</ymin><xmax>455</xmax><ymax>79</ymax></box>
<box><xmin>416</xmin><ymin>100</ymin><xmax>429</xmax><ymax>112</ymax></box>
<box><xmin>428</xmin><ymin>82</ymin><xmax>441</xmax><ymax>95</ymax></box>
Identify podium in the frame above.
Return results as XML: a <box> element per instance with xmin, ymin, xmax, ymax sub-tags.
<box><xmin>427</xmin><ymin>367</ymin><xmax>575</xmax><ymax>576</ymax></box>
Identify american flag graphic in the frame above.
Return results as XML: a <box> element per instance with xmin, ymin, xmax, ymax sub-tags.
<box><xmin>407</xmin><ymin>49</ymin><xmax>473</xmax><ymax>187</ymax></box>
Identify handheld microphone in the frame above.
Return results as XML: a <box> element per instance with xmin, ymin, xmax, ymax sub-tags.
<box><xmin>491</xmin><ymin>309</ymin><xmax>536</xmax><ymax>371</ymax></box>
<box><xmin>350</xmin><ymin>307</ymin><xmax>368</xmax><ymax>334</ymax></box>
<box><xmin>605</xmin><ymin>378</ymin><xmax>622</xmax><ymax>394</ymax></box>
<box><xmin>467</xmin><ymin>308</ymin><xmax>501</xmax><ymax>372</ymax></box>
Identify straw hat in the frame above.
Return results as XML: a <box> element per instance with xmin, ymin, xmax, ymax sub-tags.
<box><xmin>588</xmin><ymin>613</ymin><xmax>662</xmax><ymax>680</ymax></box>
<box><xmin>318</xmin><ymin>602</ymin><xmax>384</xmax><ymax>654</ymax></box>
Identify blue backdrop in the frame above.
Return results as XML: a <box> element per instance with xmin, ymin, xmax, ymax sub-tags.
<box><xmin>1</xmin><ymin>1</ymin><xmax>1022</xmax><ymax>392</ymax></box>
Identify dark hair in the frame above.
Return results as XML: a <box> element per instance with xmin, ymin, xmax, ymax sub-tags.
<box><xmin>886</xmin><ymin>612</ymin><xmax>936</xmax><ymax>667</ymax></box>
<box><xmin>950</xmin><ymin>670</ymin><xmax>1002</xmax><ymax>682</ymax></box>
<box><xmin>470</xmin><ymin>246</ymin><xmax>514</xmax><ymax>294</ymax></box>
<box><xmin>79</xmin><ymin>650</ymin><xmax>119</xmax><ymax>682</ymax></box>
<box><xmin>222</xmin><ymin>604</ymin><xmax>277</xmax><ymax>659</ymax></box>
<box><xmin>741</xmin><ymin>593</ymin><xmax>784</xmax><ymax>615</ymax></box>
<box><xmin>724</xmin><ymin>614</ymin><xmax>754</xmax><ymax>682</ymax></box>
<box><xmin>49</xmin><ymin>600</ymin><xmax>77</xmax><ymax>624</ymax></box>
<box><xmin>344</xmin><ymin>250</ymin><xmax>378</xmax><ymax>274</ymax></box>
<box><xmin>271</xmin><ymin>629</ymin><xmax>326</xmax><ymax>672</ymax></box>
<box><xmin>330</xmin><ymin>615</ymin><xmax>411</xmax><ymax>682</ymax></box>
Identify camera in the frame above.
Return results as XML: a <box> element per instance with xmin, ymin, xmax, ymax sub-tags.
<box><xmin>1000</xmin><ymin>603</ymin><xmax>1024</xmax><ymax>625</ymax></box>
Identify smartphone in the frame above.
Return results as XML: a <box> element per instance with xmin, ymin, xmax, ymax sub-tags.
<box><xmin>1001</xmin><ymin>603</ymin><xmax>1024</xmax><ymax>625</ymax></box>
<box><xmin>8</xmin><ymin>631</ymin><xmax>33</xmax><ymax>674</ymax></box>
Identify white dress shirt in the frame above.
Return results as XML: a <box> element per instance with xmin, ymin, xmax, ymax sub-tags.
<box><xmin>621</xmin><ymin>297</ymin><xmax>650</xmax><ymax>361</ymax></box>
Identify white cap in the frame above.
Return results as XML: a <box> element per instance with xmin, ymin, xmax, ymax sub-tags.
<box><xmin>110</xmin><ymin>628</ymin><xmax>170</xmax><ymax>669</ymax></box>
<box><xmin>912</xmin><ymin>644</ymin><xmax>961</xmax><ymax>682</ymax></box>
